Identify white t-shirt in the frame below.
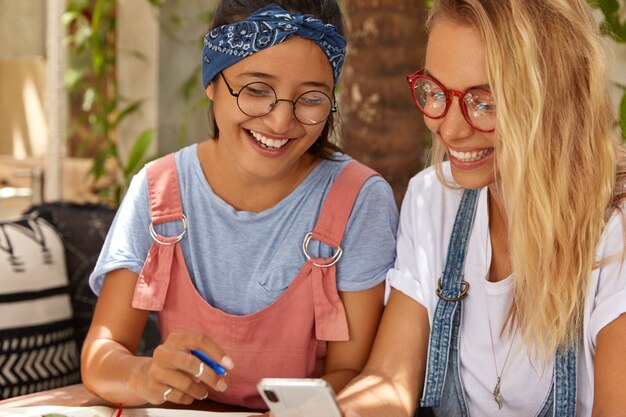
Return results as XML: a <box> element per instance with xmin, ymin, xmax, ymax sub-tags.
<box><xmin>387</xmin><ymin>163</ymin><xmax>626</xmax><ymax>417</ymax></box>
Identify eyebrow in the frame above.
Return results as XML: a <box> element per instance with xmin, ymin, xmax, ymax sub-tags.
<box><xmin>236</xmin><ymin>71</ymin><xmax>332</xmax><ymax>91</ymax></box>
<box><xmin>423</xmin><ymin>68</ymin><xmax>491</xmax><ymax>91</ymax></box>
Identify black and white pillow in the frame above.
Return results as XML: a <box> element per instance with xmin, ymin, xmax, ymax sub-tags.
<box><xmin>0</xmin><ymin>214</ymin><xmax>80</xmax><ymax>399</ymax></box>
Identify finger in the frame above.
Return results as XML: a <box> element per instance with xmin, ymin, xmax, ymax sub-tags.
<box><xmin>143</xmin><ymin>381</ymin><xmax>173</xmax><ymax>405</ymax></box>
<box><xmin>166</xmin><ymin>347</ymin><xmax>226</xmax><ymax>392</ymax></box>
<box><xmin>157</xmin><ymin>367</ymin><xmax>209</xmax><ymax>402</ymax></box>
<box><xmin>159</xmin><ymin>332</ymin><xmax>232</xmax><ymax>393</ymax></box>
<box><xmin>164</xmin><ymin>331</ymin><xmax>234</xmax><ymax>373</ymax></box>
<box><xmin>152</xmin><ymin>342</ymin><xmax>184</xmax><ymax>370</ymax></box>
<box><xmin>159</xmin><ymin>386</ymin><xmax>196</xmax><ymax>405</ymax></box>
<box><xmin>181</xmin><ymin>332</ymin><xmax>235</xmax><ymax>372</ymax></box>
<box><xmin>150</xmin><ymin>345</ymin><xmax>210</xmax><ymax>401</ymax></box>
<box><xmin>344</xmin><ymin>408</ymin><xmax>362</xmax><ymax>417</ymax></box>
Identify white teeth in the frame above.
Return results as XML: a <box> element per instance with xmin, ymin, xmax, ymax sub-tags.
<box><xmin>449</xmin><ymin>148</ymin><xmax>492</xmax><ymax>162</ymax></box>
<box><xmin>250</xmin><ymin>131</ymin><xmax>289</xmax><ymax>150</ymax></box>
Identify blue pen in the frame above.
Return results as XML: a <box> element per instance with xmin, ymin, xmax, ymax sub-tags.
<box><xmin>191</xmin><ymin>349</ymin><xmax>227</xmax><ymax>376</ymax></box>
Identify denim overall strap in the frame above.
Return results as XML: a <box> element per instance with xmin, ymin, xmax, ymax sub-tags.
<box><xmin>535</xmin><ymin>340</ymin><xmax>578</xmax><ymax>417</ymax></box>
<box><xmin>421</xmin><ymin>188</ymin><xmax>480</xmax><ymax>408</ymax></box>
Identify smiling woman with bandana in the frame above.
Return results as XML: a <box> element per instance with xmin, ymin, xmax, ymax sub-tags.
<box><xmin>80</xmin><ymin>1</ymin><xmax>398</xmax><ymax>410</ymax></box>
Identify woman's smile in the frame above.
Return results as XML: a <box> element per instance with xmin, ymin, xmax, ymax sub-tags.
<box><xmin>248</xmin><ymin>129</ymin><xmax>290</xmax><ymax>150</ymax></box>
<box><xmin>447</xmin><ymin>146</ymin><xmax>494</xmax><ymax>169</ymax></box>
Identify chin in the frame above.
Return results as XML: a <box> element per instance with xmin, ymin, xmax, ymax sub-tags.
<box><xmin>450</xmin><ymin>171</ymin><xmax>495</xmax><ymax>190</ymax></box>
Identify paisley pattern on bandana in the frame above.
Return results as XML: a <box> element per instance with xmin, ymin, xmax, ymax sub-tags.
<box><xmin>202</xmin><ymin>4</ymin><xmax>347</xmax><ymax>88</ymax></box>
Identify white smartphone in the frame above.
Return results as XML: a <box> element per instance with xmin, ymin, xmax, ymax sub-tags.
<box><xmin>257</xmin><ymin>378</ymin><xmax>343</xmax><ymax>417</ymax></box>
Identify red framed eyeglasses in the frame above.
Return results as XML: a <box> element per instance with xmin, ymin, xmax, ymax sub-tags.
<box><xmin>406</xmin><ymin>69</ymin><xmax>496</xmax><ymax>133</ymax></box>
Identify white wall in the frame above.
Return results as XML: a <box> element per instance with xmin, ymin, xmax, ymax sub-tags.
<box><xmin>116</xmin><ymin>0</ymin><xmax>218</xmax><ymax>160</ymax></box>
<box><xmin>0</xmin><ymin>0</ymin><xmax>45</xmax><ymax>59</ymax></box>
<box><xmin>0</xmin><ymin>0</ymin><xmax>47</xmax><ymax>158</ymax></box>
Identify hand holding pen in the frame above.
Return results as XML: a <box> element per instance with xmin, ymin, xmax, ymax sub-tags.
<box><xmin>185</xmin><ymin>348</ymin><xmax>233</xmax><ymax>400</ymax></box>
<box><xmin>191</xmin><ymin>349</ymin><xmax>228</xmax><ymax>376</ymax></box>
<box><xmin>142</xmin><ymin>332</ymin><xmax>234</xmax><ymax>405</ymax></box>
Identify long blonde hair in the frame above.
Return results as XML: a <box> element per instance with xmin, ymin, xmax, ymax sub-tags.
<box><xmin>428</xmin><ymin>0</ymin><xmax>625</xmax><ymax>359</ymax></box>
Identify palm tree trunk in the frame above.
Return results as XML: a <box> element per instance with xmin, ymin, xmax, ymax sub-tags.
<box><xmin>341</xmin><ymin>0</ymin><xmax>428</xmax><ymax>206</ymax></box>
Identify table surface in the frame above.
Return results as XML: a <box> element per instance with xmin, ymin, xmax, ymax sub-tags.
<box><xmin>0</xmin><ymin>384</ymin><xmax>254</xmax><ymax>413</ymax></box>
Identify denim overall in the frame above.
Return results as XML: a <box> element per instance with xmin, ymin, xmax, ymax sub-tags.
<box><xmin>419</xmin><ymin>189</ymin><xmax>578</xmax><ymax>417</ymax></box>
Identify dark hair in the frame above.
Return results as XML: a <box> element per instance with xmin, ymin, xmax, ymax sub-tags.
<box><xmin>207</xmin><ymin>0</ymin><xmax>345</xmax><ymax>159</ymax></box>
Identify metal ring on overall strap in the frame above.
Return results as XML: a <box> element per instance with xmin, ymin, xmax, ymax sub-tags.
<box><xmin>149</xmin><ymin>214</ymin><xmax>188</xmax><ymax>246</ymax></box>
<box><xmin>302</xmin><ymin>232</ymin><xmax>343</xmax><ymax>268</ymax></box>
<box><xmin>421</xmin><ymin>188</ymin><xmax>480</xmax><ymax>408</ymax></box>
<box><xmin>437</xmin><ymin>277</ymin><xmax>469</xmax><ymax>301</ymax></box>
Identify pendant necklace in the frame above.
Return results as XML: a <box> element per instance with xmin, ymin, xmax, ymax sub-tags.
<box><xmin>484</xmin><ymin>210</ymin><xmax>516</xmax><ymax>411</ymax></box>
<box><xmin>485</xmin><ymin>285</ymin><xmax>518</xmax><ymax>410</ymax></box>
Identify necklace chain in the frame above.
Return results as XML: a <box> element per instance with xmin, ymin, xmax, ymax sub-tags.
<box><xmin>484</xmin><ymin>218</ymin><xmax>516</xmax><ymax>411</ymax></box>
<box><xmin>485</xmin><ymin>304</ymin><xmax>517</xmax><ymax>410</ymax></box>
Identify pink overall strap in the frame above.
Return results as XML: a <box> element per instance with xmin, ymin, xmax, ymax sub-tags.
<box><xmin>307</xmin><ymin>160</ymin><xmax>379</xmax><ymax>341</ymax></box>
<box><xmin>146</xmin><ymin>154</ymin><xmax>184</xmax><ymax>224</ymax></box>
<box><xmin>311</xmin><ymin>161</ymin><xmax>378</xmax><ymax>248</ymax></box>
<box><xmin>133</xmin><ymin>154</ymin><xmax>185</xmax><ymax>311</ymax></box>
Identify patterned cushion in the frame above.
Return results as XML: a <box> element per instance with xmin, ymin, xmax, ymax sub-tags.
<box><xmin>28</xmin><ymin>203</ymin><xmax>161</xmax><ymax>356</ymax></box>
<box><xmin>0</xmin><ymin>214</ymin><xmax>80</xmax><ymax>399</ymax></box>
<box><xmin>27</xmin><ymin>203</ymin><xmax>117</xmax><ymax>354</ymax></box>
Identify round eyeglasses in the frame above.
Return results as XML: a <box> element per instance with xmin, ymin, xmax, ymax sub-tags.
<box><xmin>407</xmin><ymin>69</ymin><xmax>496</xmax><ymax>133</ymax></box>
<box><xmin>220</xmin><ymin>72</ymin><xmax>336</xmax><ymax>125</ymax></box>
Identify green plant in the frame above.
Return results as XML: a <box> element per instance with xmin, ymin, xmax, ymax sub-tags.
<box><xmin>589</xmin><ymin>0</ymin><xmax>626</xmax><ymax>139</ymax></box>
<box><xmin>64</xmin><ymin>0</ymin><xmax>157</xmax><ymax>205</ymax></box>
<box><xmin>160</xmin><ymin>8</ymin><xmax>213</xmax><ymax>147</ymax></box>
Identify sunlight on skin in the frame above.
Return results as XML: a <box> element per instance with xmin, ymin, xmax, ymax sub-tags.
<box><xmin>338</xmin><ymin>372</ymin><xmax>411</xmax><ymax>417</ymax></box>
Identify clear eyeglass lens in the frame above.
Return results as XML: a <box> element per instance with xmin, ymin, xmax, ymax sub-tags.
<box><xmin>414</xmin><ymin>78</ymin><xmax>447</xmax><ymax>117</ymax></box>
<box><xmin>237</xmin><ymin>82</ymin><xmax>332</xmax><ymax>125</ymax></box>
<box><xmin>464</xmin><ymin>90</ymin><xmax>496</xmax><ymax>131</ymax></box>
<box><xmin>412</xmin><ymin>76</ymin><xmax>496</xmax><ymax>131</ymax></box>
<box><xmin>238</xmin><ymin>82</ymin><xmax>276</xmax><ymax>117</ymax></box>
<box><xmin>294</xmin><ymin>92</ymin><xmax>332</xmax><ymax>125</ymax></box>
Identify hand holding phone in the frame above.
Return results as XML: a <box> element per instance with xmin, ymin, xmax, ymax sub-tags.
<box><xmin>257</xmin><ymin>378</ymin><xmax>342</xmax><ymax>417</ymax></box>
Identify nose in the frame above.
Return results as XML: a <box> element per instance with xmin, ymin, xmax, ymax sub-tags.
<box><xmin>262</xmin><ymin>99</ymin><xmax>298</xmax><ymax>133</ymax></box>
<box><xmin>437</xmin><ymin>96</ymin><xmax>473</xmax><ymax>141</ymax></box>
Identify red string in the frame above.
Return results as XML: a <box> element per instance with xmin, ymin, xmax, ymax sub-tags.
<box><xmin>114</xmin><ymin>403</ymin><xmax>124</xmax><ymax>417</ymax></box>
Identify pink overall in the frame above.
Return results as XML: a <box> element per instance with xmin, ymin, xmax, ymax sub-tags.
<box><xmin>131</xmin><ymin>154</ymin><xmax>377</xmax><ymax>409</ymax></box>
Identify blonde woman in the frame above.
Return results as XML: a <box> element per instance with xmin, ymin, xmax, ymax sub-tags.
<box><xmin>337</xmin><ymin>0</ymin><xmax>626</xmax><ymax>416</ymax></box>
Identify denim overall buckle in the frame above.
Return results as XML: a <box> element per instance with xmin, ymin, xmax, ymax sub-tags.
<box><xmin>436</xmin><ymin>277</ymin><xmax>469</xmax><ymax>301</ymax></box>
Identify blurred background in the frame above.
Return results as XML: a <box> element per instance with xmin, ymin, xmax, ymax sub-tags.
<box><xmin>3</xmin><ymin>0</ymin><xmax>625</xmax><ymax>401</ymax></box>
<box><xmin>0</xmin><ymin>0</ymin><xmax>625</xmax><ymax>219</ymax></box>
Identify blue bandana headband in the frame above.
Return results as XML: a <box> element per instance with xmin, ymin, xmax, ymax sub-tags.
<box><xmin>202</xmin><ymin>4</ymin><xmax>347</xmax><ymax>88</ymax></box>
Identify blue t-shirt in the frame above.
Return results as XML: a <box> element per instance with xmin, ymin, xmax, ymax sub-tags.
<box><xmin>90</xmin><ymin>144</ymin><xmax>398</xmax><ymax>315</ymax></box>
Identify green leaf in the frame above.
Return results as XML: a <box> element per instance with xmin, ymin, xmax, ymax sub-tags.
<box><xmin>74</xmin><ymin>24</ymin><xmax>93</xmax><ymax>46</ymax></box>
<box><xmin>66</xmin><ymin>0</ymin><xmax>91</xmax><ymax>13</ymax></box>
<box><xmin>594</xmin><ymin>0</ymin><xmax>626</xmax><ymax>42</ymax></box>
<box><xmin>65</xmin><ymin>67</ymin><xmax>85</xmax><ymax>89</ymax></box>
<box><xmin>90</xmin><ymin>149</ymin><xmax>109</xmax><ymax>180</ymax></box>
<box><xmin>620</xmin><ymin>92</ymin><xmax>626</xmax><ymax>140</ymax></box>
<box><xmin>169</xmin><ymin>14</ymin><xmax>187</xmax><ymax>28</ymax></box>
<box><xmin>123</xmin><ymin>129</ymin><xmax>154</xmax><ymax>178</ymax></box>
<box><xmin>197</xmin><ymin>11</ymin><xmax>214</xmax><ymax>23</ymax></box>
<box><xmin>62</xmin><ymin>11</ymin><xmax>81</xmax><ymax>26</ymax></box>
<box><xmin>114</xmin><ymin>185</ymin><xmax>123</xmax><ymax>206</ymax></box>
<box><xmin>113</xmin><ymin>100</ymin><xmax>142</xmax><ymax>127</ymax></box>
<box><xmin>179</xmin><ymin>68</ymin><xmax>201</xmax><ymax>101</ymax></box>
<box><xmin>82</xmin><ymin>87</ymin><xmax>95</xmax><ymax>111</ymax></box>
<box><xmin>105</xmin><ymin>96</ymin><xmax>119</xmax><ymax>115</ymax></box>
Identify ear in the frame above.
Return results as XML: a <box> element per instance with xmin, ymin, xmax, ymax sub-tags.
<box><xmin>206</xmin><ymin>81</ymin><xmax>214</xmax><ymax>101</ymax></box>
